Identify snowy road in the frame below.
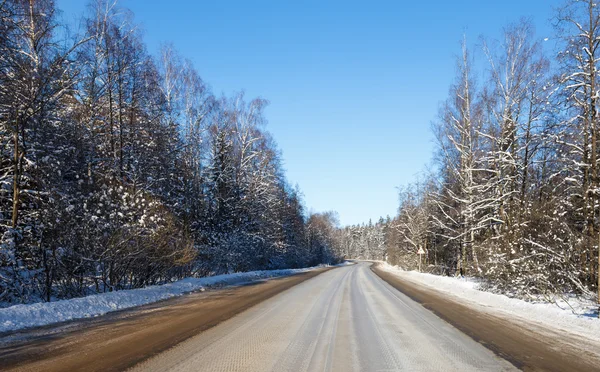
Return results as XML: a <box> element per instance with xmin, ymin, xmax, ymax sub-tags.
<box><xmin>132</xmin><ymin>262</ymin><xmax>516</xmax><ymax>372</ymax></box>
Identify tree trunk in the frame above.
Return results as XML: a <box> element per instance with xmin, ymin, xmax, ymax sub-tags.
<box><xmin>12</xmin><ymin>112</ymin><xmax>20</xmax><ymax>229</ymax></box>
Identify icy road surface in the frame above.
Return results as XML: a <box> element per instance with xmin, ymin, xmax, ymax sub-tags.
<box><xmin>131</xmin><ymin>262</ymin><xmax>515</xmax><ymax>372</ymax></box>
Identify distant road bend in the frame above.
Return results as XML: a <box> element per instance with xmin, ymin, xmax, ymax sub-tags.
<box><xmin>133</xmin><ymin>262</ymin><xmax>515</xmax><ymax>372</ymax></box>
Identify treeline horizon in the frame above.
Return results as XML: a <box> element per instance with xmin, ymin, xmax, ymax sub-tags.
<box><xmin>336</xmin><ymin>0</ymin><xmax>600</xmax><ymax>299</ymax></box>
<box><xmin>0</xmin><ymin>0</ymin><xmax>342</xmax><ymax>306</ymax></box>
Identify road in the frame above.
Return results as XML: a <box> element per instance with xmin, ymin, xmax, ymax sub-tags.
<box><xmin>132</xmin><ymin>262</ymin><xmax>516</xmax><ymax>372</ymax></box>
<box><xmin>0</xmin><ymin>267</ymin><xmax>330</xmax><ymax>372</ymax></box>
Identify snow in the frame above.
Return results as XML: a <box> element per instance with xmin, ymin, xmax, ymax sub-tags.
<box><xmin>0</xmin><ymin>264</ymin><xmax>346</xmax><ymax>333</ymax></box>
<box><xmin>379</xmin><ymin>263</ymin><xmax>600</xmax><ymax>343</ymax></box>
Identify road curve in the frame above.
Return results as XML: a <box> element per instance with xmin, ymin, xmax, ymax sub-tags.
<box><xmin>132</xmin><ymin>262</ymin><xmax>516</xmax><ymax>372</ymax></box>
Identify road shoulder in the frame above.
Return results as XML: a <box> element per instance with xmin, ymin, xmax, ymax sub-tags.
<box><xmin>372</xmin><ymin>264</ymin><xmax>600</xmax><ymax>372</ymax></box>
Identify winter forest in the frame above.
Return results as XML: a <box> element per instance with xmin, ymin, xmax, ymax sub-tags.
<box><xmin>3</xmin><ymin>0</ymin><xmax>600</xmax><ymax>308</ymax></box>
<box><xmin>339</xmin><ymin>0</ymin><xmax>600</xmax><ymax>300</ymax></box>
<box><xmin>0</xmin><ymin>0</ymin><xmax>342</xmax><ymax>305</ymax></box>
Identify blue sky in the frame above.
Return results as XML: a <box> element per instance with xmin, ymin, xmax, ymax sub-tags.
<box><xmin>57</xmin><ymin>0</ymin><xmax>564</xmax><ymax>226</ymax></box>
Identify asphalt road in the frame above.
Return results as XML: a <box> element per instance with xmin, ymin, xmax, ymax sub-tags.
<box><xmin>0</xmin><ymin>267</ymin><xmax>331</xmax><ymax>372</ymax></box>
<box><xmin>132</xmin><ymin>262</ymin><xmax>516</xmax><ymax>372</ymax></box>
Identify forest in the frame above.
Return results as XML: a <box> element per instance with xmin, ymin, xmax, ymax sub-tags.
<box><xmin>3</xmin><ymin>0</ymin><xmax>600</xmax><ymax>307</ymax></box>
<box><xmin>0</xmin><ymin>0</ymin><xmax>341</xmax><ymax>305</ymax></box>
<box><xmin>336</xmin><ymin>0</ymin><xmax>600</xmax><ymax>300</ymax></box>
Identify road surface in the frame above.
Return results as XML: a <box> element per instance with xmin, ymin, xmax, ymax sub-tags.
<box><xmin>0</xmin><ymin>267</ymin><xmax>330</xmax><ymax>372</ymax></box>
<box><xmin>132</xmin><ymin>262</ymin><xmax>516</xmax><ymax>372</ymax></box>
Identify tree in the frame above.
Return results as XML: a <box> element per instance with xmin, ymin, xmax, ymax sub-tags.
<box><xmin>0</xmin><ymin>0</ymin><xmax>86</xmax><ymax>303</ymax></box>
<box><xmin>433</xmin><ymin>39</ymin><xmax>487</xmax><ymax>275</ymax></box>
<box><xmin>556</xmin><ymin>0</ymin><xmax>600</xmax><ymax>293</ymax></box>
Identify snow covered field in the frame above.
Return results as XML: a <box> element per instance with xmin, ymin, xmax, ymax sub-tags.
<box><xmin>379</xmin><ymin>263</ymin><xmax>600</xmax><ymax>342</ymax></box>
<box><xmin>0</xmin><ymin>264</ymin><xmax>346</xmax><ymax>333</ymax></box>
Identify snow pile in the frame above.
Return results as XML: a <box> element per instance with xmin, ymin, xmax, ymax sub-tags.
<box><xmin>379</xmin><ymin>263</ymin><xmax>600</xmax><ymax>342</ymax></box>
<box><xmin>0</xmin><ymin>264</ymin><xmax>338</xmax><ymax>333</ymax></box>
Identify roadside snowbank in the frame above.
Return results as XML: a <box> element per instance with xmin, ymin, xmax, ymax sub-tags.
<box><xmin>0</xmin><ymin>263</ymin><xmax>342</xmax><ymax>333</ymax></box>
<box><xmin>379</xmin><ymin>263</ymin><xmax>600</xmax><ymax>342</ymax></box>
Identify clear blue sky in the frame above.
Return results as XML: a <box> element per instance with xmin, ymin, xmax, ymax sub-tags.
<box><xmin>57</xmin><ymin>0</ymin><xmax>563</xmax><ymax>226</ymax></box>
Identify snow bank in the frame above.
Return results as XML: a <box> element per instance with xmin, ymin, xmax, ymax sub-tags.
<box><xmin>0</xmin><ymin>264</ymin><xmax>341</xmax><ymax>333</ymax></box>
<box><xmin>379</xmin><ymin>263</ymin><xmax>600</xmax><ymax>342</ymax></box>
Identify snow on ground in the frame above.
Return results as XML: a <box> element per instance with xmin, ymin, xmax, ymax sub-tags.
<box><xmin>379</xmin><ymin>262</ymin><xmax>600</xmax><ymax>343</ymax></box>
<box><xmin>0</xmin><ymin>263</ymin><xmax>347</xmax><ymax>333</ymax></box>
